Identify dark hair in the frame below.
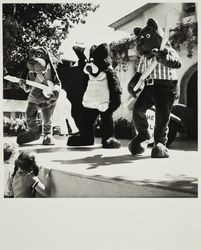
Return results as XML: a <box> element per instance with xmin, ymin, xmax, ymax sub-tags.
<box><xmin>4</xmin><ymin>142</ymin><xmax>17</xmax><ymax>161</ymax></box>
<box><xmin>12</xmin><ymin>151</ymin><xmax>39</xmax><ymax>178</ymax></box>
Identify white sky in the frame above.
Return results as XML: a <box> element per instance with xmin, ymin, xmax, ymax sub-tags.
<box><xmin>60</xmin><ymin>0</ymin><xmax>143</xmax><ymax>60</ymax></box>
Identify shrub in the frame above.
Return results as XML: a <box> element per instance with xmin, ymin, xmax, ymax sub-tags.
<box><xmin>114</xmin><ymin>118</ymin><xmax>133</xmax><ymax>139</ymax></box>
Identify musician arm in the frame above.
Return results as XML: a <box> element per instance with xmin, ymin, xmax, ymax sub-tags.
<box><xmin>127</xmin><ymin>72</ymin><xmax>142</xmax><ymax>97</ymax></box>
<box><xmin>152</xmin><ymin>46</ymin><xmax>182</xmax><ymax>69</ymax></box>
<box><xmin>19</xmin><ymin>79</ymin><xmax>31</xmax><ymax>93</ymax></box>
<box><xmin>52</xmin><ymin>83</ymin><xmax>61</xmax><ymax>99</ymax></box>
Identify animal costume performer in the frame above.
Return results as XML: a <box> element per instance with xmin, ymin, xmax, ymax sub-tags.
<box><xmin>128</xmin><ymin>18</ymin><xmax>181</xmax><ymax>158</ymax></box>
<box><xmin>67</xmin><ymin>43</ymin><xmax>122</xmax><ymax>148</ymax></box>
<box><xmin>17</xmin><ymin>46</ymin><xmax>61</xmax><ymax>145</ymax></box>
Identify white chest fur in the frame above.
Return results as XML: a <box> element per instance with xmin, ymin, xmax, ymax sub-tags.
<box><xmin>82</xmin><ymin>72</ymin><xmax>110</xmax><ymax>112</ymax></box>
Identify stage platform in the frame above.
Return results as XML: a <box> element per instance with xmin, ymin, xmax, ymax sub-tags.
<box><xmin>4</xmin><ymin>136</ymin><xmax>198</xmax><ymax>197</ymax></box>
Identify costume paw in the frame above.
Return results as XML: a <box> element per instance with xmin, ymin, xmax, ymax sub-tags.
<box><xmin>52</xmin><ymin>85</ymin><xmax>61</xmax><ymax>99</ymax></box>
<box><xmin>151</xmin><ymin>143</ymin><xmax>169</xmax><ymax>158</ymax></box>
<box><xmin>52</xmin><ymin>89</ymin><xmax>60</xmax><ymax>99</ymax></box>
<box><xmin>17</xmin><ymin>131</ymin><xmax>40</xmax><ymax>145</ymax></box>
<box><xmin>102</xmin><ymin>137</ymin><xmax>121</xmax><ymax>148</ymax></box>
<box><xmin>152</xmin><ymin>48</ymin><xmax>168</xmax><ymax>58</ymax></box>
<box><xmin>128</xmin><ymin>133</ymin><xmax>150</xmax><ymax>155</ymax></box>
<box><xmin>128</xmin><ymin>139</ymin><xmax>148</xmax><ymax>155</ymax></box>
<box><xmin>19</xmin><ymin>79</ymin><xmax>31</xmax><ymax>93</ymax></box>
<box><xmin>42</xmin><ymin>134</ymin><xmax>55</xmax><ymax>145</ymax></box>
<box><xmin>67</xmin><ymin>135</ymin><xmax>94</xmax><ymax>146</ymax></box>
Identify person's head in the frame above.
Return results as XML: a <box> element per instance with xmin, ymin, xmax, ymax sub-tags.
<box><xmin>73</xmin><ymin>43</ymin><xmax>111</xmax><ymax>77</ymax></box>
<box><xmin>4</xmin><ymin>142</ymin><xmax>18</xmax><ymax>162</ymax></box>
<box><xmin>14</xmin><ymin>151</ymin><xmax>39</xmax><ymax>176</ymax></box>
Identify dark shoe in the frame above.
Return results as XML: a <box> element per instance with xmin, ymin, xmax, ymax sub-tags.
<box><xmin>42</xmin><ymin>134</ymin><xmax>55</xmax><ymax>145</ymax></box>
<box><xmin>151</xmin><ymin>143</ymin><xmax>169</xmax><ymax>158</ymax></box>
<box><xmin>17</xmin><ymin>131</ymin><xmax>40</xmax><ymax>145</ymax></box>
<box><xmin>102</xmin><ymin>137</ymin><xmax>121</xmax><ymax>148</ymax></box>
<box><xmin>67</xmin><ymin>135</ymin><xmax>94</xmax><ymax>146</ymax></box>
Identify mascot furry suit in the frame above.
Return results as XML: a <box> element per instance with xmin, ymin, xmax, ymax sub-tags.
<box><xmin>17</xmin><ymin>46</ymin><xmax>61</xmax><ymax>145</ymax></box>
<box><xmin>67</xmin><ymin>43</ymin><xmax>122</xmax><ymax>148</ymax></box>
<box><xmin>128</xmin><ymin>18</ymin><xmax>181</xmax><ymax>158</ymax></box>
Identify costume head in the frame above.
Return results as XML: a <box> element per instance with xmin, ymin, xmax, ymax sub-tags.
<box><xmin>73</xmin><ymin>43</ymin><xmax>111</xmax><ymax>77</ymax></box>
<box><xmin>27</xmin><ymin>46</ymin><xmax>49</xmax><ymax>72</ymax></box>
<box><xmin>27</xmin><ymin>45</ymin><xmax>60</xmax><ymax>84</ymax></box>
<box><xmin>134</xmin><ymin>18</ymin><xmax>163</xmax><ymax>59</ymax></box>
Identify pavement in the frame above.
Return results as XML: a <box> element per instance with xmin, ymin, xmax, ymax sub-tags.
<box><xmin>4</xmin><ymin>135</ymin><xmax>199</xmax><ymax>197</ymax></box>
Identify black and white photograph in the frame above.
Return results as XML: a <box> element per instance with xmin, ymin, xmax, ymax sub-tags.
<box><xmin>1</xmin><ymin>0</ymin><xmax>200</xmax><ymax>249</ymax></box>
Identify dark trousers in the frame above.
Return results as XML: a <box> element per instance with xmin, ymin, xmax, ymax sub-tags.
<box><xmin>133</xmin><ymin>81</ymin><xmax>177</xmax><ymax>145</ymax></box>
<box><xmin>80</xmin><ymin>107</ymin><xmax>114</xmax><ymax>144</ymax></box>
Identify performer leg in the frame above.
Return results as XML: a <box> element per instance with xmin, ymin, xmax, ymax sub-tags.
<box><xmin>17</xmin><ymin>102</ymin><xmax>40</xmax><ymax>145</ymax></box>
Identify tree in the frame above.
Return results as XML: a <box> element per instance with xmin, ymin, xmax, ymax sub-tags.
<box><xmin>169</xmin><ymin>21</ymin><xmax>197</xmax><ymax>58</ymax></box>
<box><xmin>3</xmin><ymin>3</ymin><xmax>99</xmax><ymax>75</ymax></box>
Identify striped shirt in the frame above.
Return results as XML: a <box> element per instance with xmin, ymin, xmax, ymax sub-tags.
<box><xmin>137</xmin><ymin>47</ymin><xmax>179</xmax><ymax>80</ymax></box>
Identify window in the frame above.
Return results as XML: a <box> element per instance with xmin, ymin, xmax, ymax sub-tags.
<box><xmin>183</xmin><ymin>3</ymin><xmax>195</xmax><ymax>17</ymax></box>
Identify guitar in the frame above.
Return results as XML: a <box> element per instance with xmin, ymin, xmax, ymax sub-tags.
<box><xmin>4</xmin><ymin>75</ymin><xmax>54</xmax><ymax>98</ymax></box>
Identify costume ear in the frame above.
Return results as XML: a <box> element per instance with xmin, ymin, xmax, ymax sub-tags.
<box><xmin>46</xmin><ymin>50</ymin><xmax>61</xmax><ymax>84</ymax></box>
<box><xmin>94</xmin><ymin>43</ymin><xmax>108</xmax><ymax>58</ymax></box>
<box><xmin>147</xmin><ymin>18</ymin><xmax>158</xmax><ymax>30</ymax></box>
<box><xmin>134</xmin><ymin>27</ymin><xmax>141</xmax><ymax>36</ymax></box>
<box><xmin>47</xmin><ymin>51</ymin><xmax>61</xmax><ymax>65</ymax></box>
<box><xmin>72</xmin><ymin>46</ymin><xmax>85</xmax><ymax>59</ymax></box>
<box><xmin>41</xmin><ymin>47</ymin><xmax>49</xmax><ymax>62</ymax></box>
<box><xmin>90</xmin><ymin>45</ymin><xmax>98</xmax><ymax>56</ymax></box>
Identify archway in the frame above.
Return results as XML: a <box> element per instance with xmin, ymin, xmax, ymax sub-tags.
<box><xmin>179</xmin><ymin>64</ymin><xmax>197</xmax><ymax>139</ymax></box>
<box><xmin>179</xmin><ymin>63</ymin><xmax>197</xmax><ymax>105</ymax></box>
<box><xmin>187</xmin><ymin>70</ymin><xmax>197</xmax><ymax>138</ymax></box>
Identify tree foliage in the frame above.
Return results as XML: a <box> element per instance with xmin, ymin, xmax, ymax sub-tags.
<box><xmin>169</xmin><ymin>21</ymin><xmax>197</xmax><ymax>58</ymax></box>
<box><xmin>3</xmin><ymin>3</ymin><xmax>98</xmax><ymax>74</ymax></box>
<box><xmin>110</xmin><ymin>36</ymin><xmax>136</xmax><ymax>64</ymax></box>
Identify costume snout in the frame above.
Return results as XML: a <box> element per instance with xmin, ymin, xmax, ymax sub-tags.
<box><xmin>27</xmin><ymin>46</ymin><xmax>49</xmax><ymax>72</ymax></box>
<box><xmin>83</xmin><ymin>62</ymin><xmax>99</xmax><ymax>76</ymax></box>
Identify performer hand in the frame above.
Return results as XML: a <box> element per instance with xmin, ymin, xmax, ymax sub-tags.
<box><xmin>19</xmin><ymin>79</ymin><xmax>26</xmax><ymax>88</ymax></box>
<box><xmin>52</xmin><ymin>89</ymin><xmax>59</xmax><ymax>99</ymax></box>
<box><xmin>152</xmin><ymin>48</ymin><xmax>181</xmax><ymax>68</ymax></box>
<box><xmin>19</xmin><ymin>79</ymin><xmax>30</xmax><ymax>92</ymax></box>
<box><xmin>152</xmin><ymin>48</ymin><xmax>168</xmax><ymax>57</ymax></box>
<box><xmin>52</xmin><ymin>85</ymin><xmax>61</xmax><ymax>99</ymax></box>
<box><xmin>152</xmin><ymin>48</ymin><xmax>168</xmax><ymax>61</ymax></box>
<box><xmin>127</xmin><ymin>72</ymin><xmax>142</xmax><ymax>96</ymax></box>
<box><xmin>132</xmin><ymin>88</ymin><xmax>142</xmax><ymax>98</ymax></box>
